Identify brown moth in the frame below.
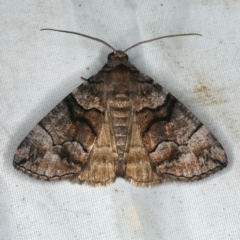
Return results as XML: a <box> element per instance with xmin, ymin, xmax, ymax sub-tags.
<box><xmin>13</xmin><ymin>29</ymin><xmax>227</xmax><ymax>187</ymax></box>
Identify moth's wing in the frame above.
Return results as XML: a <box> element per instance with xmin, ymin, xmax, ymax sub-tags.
<box><xmin>136</xmin><ymin>74</ymin><xmax>227</xmax><ymax>181</ymax></box>
<box><xmin>124</xmin><ymin>114</ymin><xmax>162</xmax><ymax>187</ymax></box>
<box><xmin>76</xmin><ymin>106</ymin><xmax>118</xmax><ymax>186</ymax></box>
<box><xmin>13</xmin><ymin>76</ymin><xmax>105</xmax><ymax>181</ymax></box>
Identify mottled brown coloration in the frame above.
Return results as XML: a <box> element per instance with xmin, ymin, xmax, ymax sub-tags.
<box><xmin>13</xmin><ymin>51</ymin><xmax>227</xmax><ymax>187</ymax></box>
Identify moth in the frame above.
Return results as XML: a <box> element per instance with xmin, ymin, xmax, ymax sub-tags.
<box><xmin>13</xmin><ymin>29</ymin><xmax>227</xmax><ymax>187</ymax></box>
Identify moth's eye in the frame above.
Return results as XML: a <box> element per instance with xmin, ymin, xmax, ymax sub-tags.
<box><xmin>108</xmin><ymin>52</ymin><xmax>115</xmax><ymax>60</ymax></box>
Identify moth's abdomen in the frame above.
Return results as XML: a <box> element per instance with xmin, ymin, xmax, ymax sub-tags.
<box><xmin>108</xmin><ymin>95</ymin><xmax>132</xmax><ymax>161</ymax></box>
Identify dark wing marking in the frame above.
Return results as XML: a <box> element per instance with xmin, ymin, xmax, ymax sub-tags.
<box><xmin>136</xmin><ymin>73</ymin><xmax>227</xmax><ymax>181</ymax></box>
<box><xmin>13</xmin><ymin>79</ymin><xmax>104</xmax><ymax>181</ymax></box>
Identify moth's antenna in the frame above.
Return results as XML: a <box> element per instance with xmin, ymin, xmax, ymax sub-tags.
<box><xmin>124</xmin><ymin>33</ymin><xmax>202</xmax><ymax>53</ymax></box>
<box><xmin>41</xmin><ymin>29</ymin><xmax>202</xmax><ymax>54</ymax></box>
<box><xmin>40</xmin><ymin>28</ymin><xmax>116</xmax><ymax>52</ymax></box>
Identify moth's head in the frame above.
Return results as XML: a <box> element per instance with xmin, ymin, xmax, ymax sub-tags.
<box><xmin>108</xmin><ymin>51</ymin><xmax>129</xmax><ymax>60</ymax></box>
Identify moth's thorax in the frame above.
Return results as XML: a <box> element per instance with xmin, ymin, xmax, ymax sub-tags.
<box><xmin>102</xmin><ymin>58</ymin><xmax>139</xmax><ymax>98</ymax></box>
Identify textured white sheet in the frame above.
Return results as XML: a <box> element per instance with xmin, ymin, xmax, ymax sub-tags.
<box><xmin>1</xmin><ymin>1</ymin><xmax>239</xmax><ymax>239</ymax></box>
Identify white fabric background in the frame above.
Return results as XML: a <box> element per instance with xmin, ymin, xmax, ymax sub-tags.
<box><xmin>1</xmin><ymin>1</ymin><xmax>239</xmax><ymax>239</ymax></box>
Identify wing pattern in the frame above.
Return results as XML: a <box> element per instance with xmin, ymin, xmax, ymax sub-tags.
<box><xmin>13</xmin><ymin>52</ymin><xmax>227</xmax><ymax>187</ymax></box>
